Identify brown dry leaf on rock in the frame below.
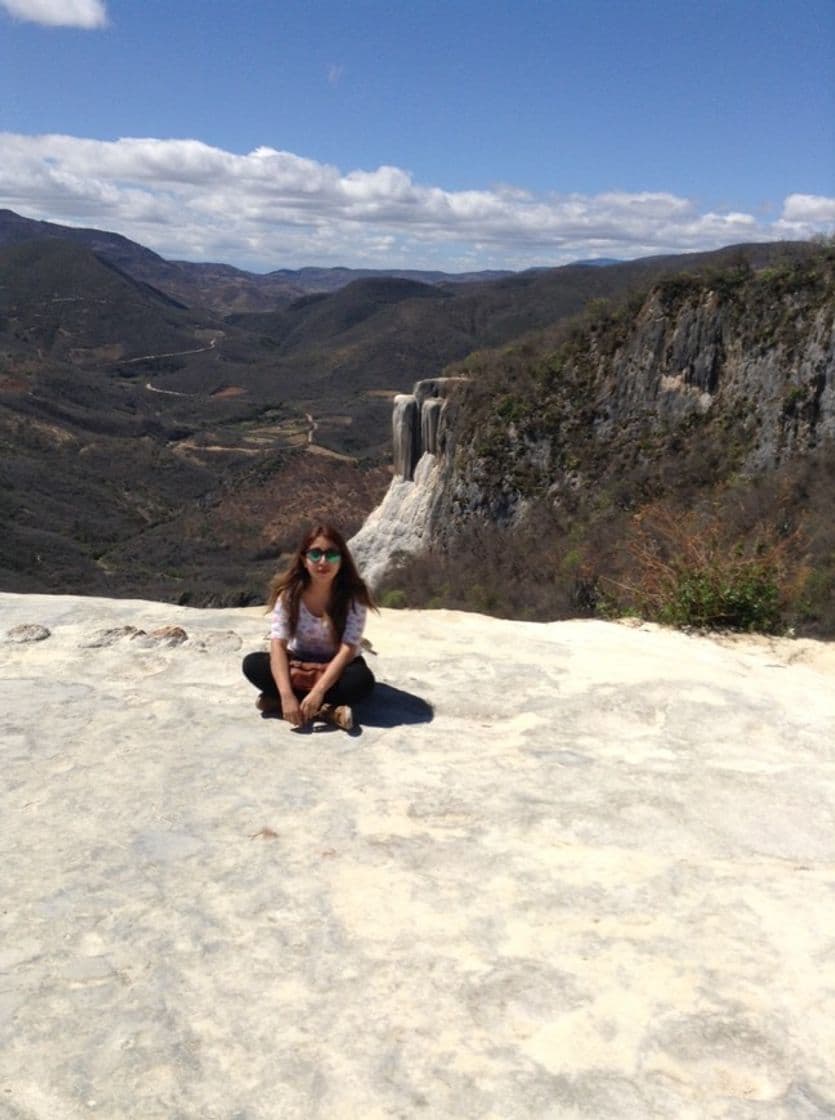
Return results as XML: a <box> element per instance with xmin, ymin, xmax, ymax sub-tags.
<box><xmin>250</xmin><ymin>827</ymin><xmax>279</xmax><ymax>840</ymax></box>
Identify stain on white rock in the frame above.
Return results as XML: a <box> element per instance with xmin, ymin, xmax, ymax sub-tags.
<box><xmin>5</xmin><ymin>623</ymin><xmax>50</xmax><ymax>643</ymax></box>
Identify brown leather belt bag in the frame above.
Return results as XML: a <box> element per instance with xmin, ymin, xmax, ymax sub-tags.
<box><xmin>289</xmin><ymin>660</ymin><xmax>327</xmax><ymax>692</ymax></box>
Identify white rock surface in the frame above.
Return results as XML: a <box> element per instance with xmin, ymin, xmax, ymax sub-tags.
<box><xmin>1</xmin><ymin>591</ymin><xmax>834</xmax><ymax>1119</ymax></box>
<box><xmin>349</xmin><ymin>450</ymin><xmax>446</xmax><ymax>589</ymax></box>
<box><xmin>349</xmin><ymin>376</ymin><xmax>463</xmax><ymax>590</ymax></box>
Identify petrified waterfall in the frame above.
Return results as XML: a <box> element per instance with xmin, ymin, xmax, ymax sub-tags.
<box><xmin>392</xmin><ymin>395</ymin><xmax>419</xmax><ymax>480</ymax></box>
<box><xmin>420</xmin><ymin>395</ymin><xmax>446</xmax><ymax>458</ymax></box>
<box><xmin>391</xmin><ymin>379</ymin><xmax>455</xmax><ymax>481</ymax></box>
<box><xmin>349</xmin><ymin>377</ymin><xmax>464</xmax><ymax>588</ymax></box>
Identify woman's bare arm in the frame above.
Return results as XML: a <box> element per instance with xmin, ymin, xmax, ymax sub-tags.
<box><xmin>270</xmin><ymin>638</ymin><xmax>302</xmax><ymax>725</ymax></box>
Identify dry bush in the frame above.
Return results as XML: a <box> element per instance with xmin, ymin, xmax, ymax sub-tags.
<box><xmin>380</xmin><ymin>510</ymin><xmax>597</xmax><ymax>620</ymax></box>
<box><xmin>605</xmin><ymin>502</ymin><xmax>808</xmax><ymax>633</ymax></box>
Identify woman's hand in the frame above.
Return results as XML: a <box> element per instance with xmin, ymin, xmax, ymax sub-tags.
<box><xmin>280</xmin><ymin>691</ymin><xmax>303</xmax><ymax>727</ymax></box>
<box><xmin>300</xmin><ymin>685</ymin><xmax>326</xmax><ymax>723</ymax></box>
<box><xmin>270</xmin><ymin>640</ymin><xmax>303</xmax><ymax>727</ymax></box>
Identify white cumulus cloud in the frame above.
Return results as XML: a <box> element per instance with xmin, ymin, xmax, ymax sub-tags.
<box><xmin>779</xmin><ymin>193</ymin><xmax>835</xmax><ymax>225</ymax></box>
<box><xmin>0</xmin><ymin>131</ymin><xmax>831</xmax><ymax>271</ymax></box>
<box><xmin>0</xmin><ymin>0</ymin><xmax>106</xmax><ymax>27</ymax></box>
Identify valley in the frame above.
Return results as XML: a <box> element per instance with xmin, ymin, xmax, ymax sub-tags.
<box><xmin>1</xmin><ymin>208</ymin><xmax>830</xmax><ymax>627</ymax></box>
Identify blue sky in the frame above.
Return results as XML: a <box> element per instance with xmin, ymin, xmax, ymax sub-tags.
<box><xmin>1</xmin><ymin>0</ymin><xmax>833</xmax><ymax>272</ymax></box>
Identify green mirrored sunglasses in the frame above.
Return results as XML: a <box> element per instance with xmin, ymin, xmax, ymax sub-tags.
<box><xmin>306</xmin><ymin>547</ymin><xmax>341</xmax><ymax>564</ymax></box>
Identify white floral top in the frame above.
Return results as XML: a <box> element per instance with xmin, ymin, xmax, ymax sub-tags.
<box><xmin>270</xmin><ymin>595</ymin><xmax>367</xmax><ymax>659</ymax></box>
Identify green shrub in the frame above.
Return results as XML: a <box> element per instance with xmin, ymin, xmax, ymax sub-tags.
<box><xmin>380</xmin><ymin>588</ymin><xmax>408</xmax><ymax>609</ymax></box>
<box><xmin>657</xmin><ymin>564</ymin><xmax>781</xmax><ymax>631</ymax></box>
<box><xmin>608</xmin><ymin>504</ymin><xmax>804</xmax><ymax>633</ymax></box>
<box><xmin>795</xmin><ymin>567</ymin><xmax>835</xmax><ymax>634</ymax></box>
<box><xmin>496</xmin><ymin>394</ymin><xmax>528</xmax><ymax>423</ymax></box>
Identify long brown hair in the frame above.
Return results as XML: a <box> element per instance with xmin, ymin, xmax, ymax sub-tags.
<box><xmin>267</xmin><ymin>523</ymin><xmax>376</xmax><ymax>643</ymax></box>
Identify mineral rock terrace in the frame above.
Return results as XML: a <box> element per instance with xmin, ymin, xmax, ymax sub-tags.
<box><xmin>1</xmin><ymin>592</ymin><xmax>834</xmax><ymax>1119</ymax></box>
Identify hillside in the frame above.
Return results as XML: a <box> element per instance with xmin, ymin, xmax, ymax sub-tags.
<box><xmin>0</xmin><ymin>224</ymin><xmax>827</xmax><ymax>608</ymax></box>
<box><xmin>377</xmin><ymin>246</ymin><xmax>835</xmax><ymax>636</ymax></box>
<box><xmin>0</xmin><ymin>209</ymin><xmax>513</xmax><ymax>315</ymax></box>
<box><xmin>0</xmin><ymin>239</ymin><xmax>197</xmax><ymax>366</ymax></box>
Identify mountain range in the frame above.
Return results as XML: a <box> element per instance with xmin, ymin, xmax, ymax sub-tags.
<box><xmin>0</xmin><ymin>207</ymin><xmax>827</xmax><ymax>620</ymax></box>
<box><xmin>0</xmin><ymin>209</ymin><xmax>514</xmax><ymax>316</ymax></box>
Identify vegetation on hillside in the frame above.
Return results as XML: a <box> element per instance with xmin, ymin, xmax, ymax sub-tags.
<box><xmin>1</xmin><ymin>223</ymin><xmax>829</xmax><ymax>612</ymax></box>
<box><xmin>380</xmin><ymin>244</ymin><xmax>835</xmax><ymax>636</ymax></box>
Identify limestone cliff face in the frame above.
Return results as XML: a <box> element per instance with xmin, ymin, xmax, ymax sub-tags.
<box><xmin>442</xmin><ymin>261</ymin><xmax>835</xmax><ymax>527</ymax></box>
<box><xmin>354</xmin><ymin>255</ymin><xmax>835</xmax><ymax>586</ymax></box>
<box><xmin>592</xmin><ymin>283</ymin><xmax>834</xmax><ymax>468</ymax></box>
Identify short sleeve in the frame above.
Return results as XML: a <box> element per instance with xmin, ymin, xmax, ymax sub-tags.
<box><xmin>270</xmin><ymin>595</ymin><xmax>291</xmax><ymax>642</ymax></box>
<box><xmin>341</xmin><ymin>600</ymin><xmax>367</xmax><ymax>649</ymax></box>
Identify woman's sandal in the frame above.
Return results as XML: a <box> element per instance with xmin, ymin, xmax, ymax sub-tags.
<box><xmin>315</xmin><ymin>703</ymin><xmax>354</xmax><ymax>731</ymax></box>
<box><xmin>256</xmin><ymin>695</ymin><xmax>353</xmax><ymax>730</ymax></box>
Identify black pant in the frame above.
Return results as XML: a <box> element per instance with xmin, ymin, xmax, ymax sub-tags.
<box><xmin>242</xmin><ymin>652</ymin><xmax>375</xmax><ymax>712</ymax></box>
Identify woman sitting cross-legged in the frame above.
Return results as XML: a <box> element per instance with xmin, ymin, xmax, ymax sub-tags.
<box><xmin>242</xmin><ymin>523</ymin><xmax>376</xmax><ymax>731</ymax></box>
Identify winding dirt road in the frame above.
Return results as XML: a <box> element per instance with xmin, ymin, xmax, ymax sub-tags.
<box><xmin>127</xmin><ymin>336</ymin><xmax>219</xmax><ymax>366</ymax></box>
